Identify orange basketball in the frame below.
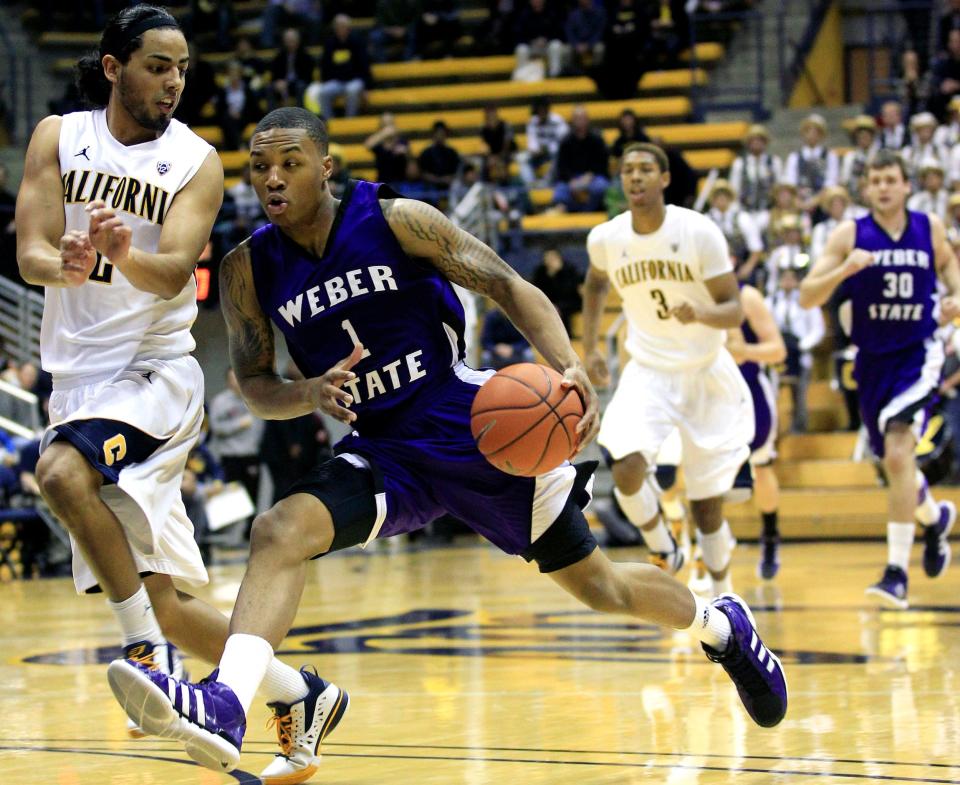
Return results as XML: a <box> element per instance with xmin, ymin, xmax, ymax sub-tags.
<box><xmin>470</xmin><ymin>363</ymin><xmax>583</xmax><ymax>477</ymax></box>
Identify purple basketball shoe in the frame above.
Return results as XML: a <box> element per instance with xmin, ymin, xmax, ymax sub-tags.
<box><xmin>107</xmin><ymin>659</ymin><xmax>245</xmax><ymax>772</ymax></box>
<box><xmin>701</xmin><ymin>593</ymin><xmax>788</xmax><ymax>727</ymax></box>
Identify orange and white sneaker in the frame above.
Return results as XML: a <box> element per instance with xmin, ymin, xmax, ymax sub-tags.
<box><xmin>261</xmin><ymin>666</ymin><xmax>350</xmax><ymax>785</ymax></box>
<box><xmin>648</xmin><ymin>526</ymin><xmax>686</xmax><ymax>575</ymax></box>
<box><xmin>120</xmin><ymin>640</ymin><xmax>185</xmax><ymax>738</ymax></box>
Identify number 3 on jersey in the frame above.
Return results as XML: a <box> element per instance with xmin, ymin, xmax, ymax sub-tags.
<box><xmin>651</xmin><ymin>289</ymin><xmax>669</xmax><ymax>319</ymax></box>
<box><xmin>341</xmin><ymin>319</ymin><xmax>372</xmax><ymax>358</ymax></box>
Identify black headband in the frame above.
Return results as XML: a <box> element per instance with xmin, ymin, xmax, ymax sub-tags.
<box><xmin>108</xmin><ymin>16</ymin><xmax>178</xmax><ymax>54</ymax></box>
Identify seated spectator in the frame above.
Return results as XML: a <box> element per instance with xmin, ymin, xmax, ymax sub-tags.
<box><xmin>840</xmin><ymin>115</ymin><xmax>878</xmax><ymax>206</ymax></box>
<box><xmin>481</xmin><ymin>306</ymin><xmax>534</xmax><ymax>369</ymax></box>
<box><xmin>565</xmin><ymin>0</ymin><xmax>606</xmax><ymax>74</ymax></box>
<box><xmin>481</xmin><ymin>104</ymin><xmax>517</xmax><ymax>162</ymax></box>
<box><xmin>729</xmin><ymin>124</ymin><xmax>782</xmax><ymax>217</ymax></box>
<box><xmin>513</xmin><ymin>0</ymin><xmax>566</xmax><ymax>78</ymax></box>
<box><xmin>418</xmin><ymin>120</ymin><xmax>462</xmax><ymax>188</ymax></box>
<box><xmin>233</xmin><ymin>35</ymin><xmax>267</xmax><ymax>89</ymax></box>
<box><xmin>936</xmin><ymin>94</ymin><xmax>960</xmax><ymax>147</ymax></box>
<box><xmin>782</xmin><ymin>113</ymin><xmax>839</xmax><ymax>209</ymax></box>
<box><xmin>609</xmin><ymin>108</ymin><xmax>649</xmax><ymax>160</ymax></box>
<box><xmin>879</xmin><ymin>99</ymin><xmax>908</xmax><ymax>149</ymax></box>
<box><xmin>757</xmin><ymin>182</ymin><xmax>805</xmax><ymax>248</ymax></box>
<box><xmin>907</xmin><ymin>158</ymin><xmax>949</xmax><ymax>220</ymax></box>
<box><xmin>417</xmin><ymin>0</ymin><xmax>462</xmax><ymax>59</ymax></box>
<box><xmin>486</xmin><ymin>154</ymin><xmax>533</xmax><ymax>222</ymax></box>
<box><xmin>552</xmin><ymin>106</ymin><xmax>609</xmax><ymax>212</ymax></box>
<box><xmin>648</xmin><ymin>0</ymin><xmax>690</xmax><ymax>68</ymax></box>
<box><xmin>769</xmin><ymin>263</ymin><xmax>824</xmax><ymax>432</ymax></box>
<box><xmin>485</xmin><ymin>0</ymin><xmax>519</xmax><ymax>54</ymax></box>
<box><xmin>369</xmin><ymin>0</ymin><xmax>419</xmax><ymax>63</ymax></box>
<box><xmin>215</xmin><ymin>60</ymin><xmax>262</xmax><ymax>151</ymax></box>
<box><xmin>653</xmin><ymin>138</ymin><xmax>699</xmax><ymax>207</ymax></box>
<box><xmin>365</xmin><ymin>113</ymin><xmax>411</xmax><ymax>184</ymax></box>
<box><xmin>811</xmin><ymin>186</ymin><xmax>857</xmax><ymax>262</ymax></box>
<box><xmin>182</xmin><ymin>441</ymin><xmax>226</xmax><ymax>564</ymax></box>
<box><xmin>903</xmin><ymin>112</ymin><xmax>948</xmax><ymax>185</ymax></box>
<box><xmin>186</xmin><ymin>0</ymin><xmax>235</xmax><ymax>52</ymax></box>
<box><xmin>394</xmin><ymin>158</ymin><xmax>435</xmax><ymax>203</ymax></box>
<box><xmin>269</xmin><ymin>27</ymin><xmax>316</xmax><ymax>107</ymax></box>
<box><xmin>931</xmin><ymin>29</ymin><xmax>960</xmax><ymax>119</ymax></box>
<box><xmin>596</xmin><ymin>0</ymin><xmax>647</xmax><ymax>100</ymax></box>
<box><xmin>450</xmin><ymin>161</ymin><xmax>500</xmax><ymax>247</ymax></box>
<box><xmin>260</xmin><ymin>0</ymin><xmax>323</xmax><ymax>47</ymax></box>
<box><xmin>327</xmin><ymin>143</ymin><xmax>351</xmax><ymax>198</ymax></box>
<box><xmin>940</xmin><ymin>0</ymin><xmax>960</xmax><ymax>54</ymax></box>
<box><xmin>705</xmin><ymin>179</ymin><xmax>764</xmax><ymax>283</ymax></box>
<box><xmin>520</xmin><ymin>97</ymin><xmax>568</xmax><ymax>185</ymax></box>
<box><xmin>174</xmin><ymin>43</ymin><xmax>217</xmax><ymax>126</ymax></box>
<box><xmin>948</xmin><ymin>192</ymin><xmax>960</xmax><ymax>241</ymax></box>
<box><xmin>314</xmin><ymin>15</ymin><xmax>371</xmax><ymax>119</ymax></box>
<box><xmin>215</xmin><ymin>167</ymin><xmax>266</xmax><ymax>256</ymax></box>
<box><xmin>764</xmin><ymin>213</ymin><xmax>808</xmax><ymax>295</ymax></box>
<box><xmin>531</xmin><ymin>248</ymin><xmax>583</xmax><ymax>335</ymax></box>
<box><xmin>898</xmin><ymin>48</ymin><xmax>930</xmax><ymax>118</ymax></box>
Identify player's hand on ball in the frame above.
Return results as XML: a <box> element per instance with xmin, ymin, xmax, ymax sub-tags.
<box><xmin>86</xmin><ymin>200</ymin><xmax>133</xmax><ymax>265</ymax></box>
<box><xmin>669</xmin><ymin>301</ymin><xmax>699</xmax><ymax>324</ymax></box>
<box><xmin>585</xmin><ymin>349</ymin><xmax>610</xmax><ymax>388</ymax></box>
<box><xmin>311</xmin><ymin>343</ymin><xmax>364</xmax><ymax>423</ymax></box>
<box><xmin>941</xmin><ymin>295</ymin><xmax>960</xmax><ymax>324</ymax></box>
<box><xmin>562</xmin><ymin>366</ymin><xmax>600</xmax><ymax>451</ymax></box>
<box><xmin>59</xmin><ymin>230</ymin><xmax>97</xmax><ymax>286</ymax></box>
<box><xmin>843</xmin><ymin>249</ymin><xmax>873</xmax><ymax>276</ymax></box>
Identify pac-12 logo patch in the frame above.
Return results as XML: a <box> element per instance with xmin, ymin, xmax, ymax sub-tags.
<box><xmin>156</xmin><ymin>160</ymin><xmax>171</xmax><ymax>175</ymax></box>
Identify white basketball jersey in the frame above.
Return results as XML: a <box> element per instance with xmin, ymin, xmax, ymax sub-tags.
<box><xmin>44</xmin><ymin>110</ymin><xmax>213</xmax><ymax>384</ymax></box>
<box><xmin>587</xmin><ymin>205</ymin><xmax>734</xmax><ymax>370</ymax></box>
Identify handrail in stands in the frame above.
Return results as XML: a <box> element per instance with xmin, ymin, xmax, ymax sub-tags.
<box><xmin>0</xmin><ymin>277</ymin><xmax>43</xmax><ymax>369</ymax></box>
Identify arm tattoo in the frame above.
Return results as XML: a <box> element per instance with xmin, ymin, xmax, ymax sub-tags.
<box><xmin>382</xmin><ymin>198</ymin><xmax>516</xmax><ymax>296</ymax></box>
<box><xmin>219</xmin><ymin>245</ymin><xmax>275</xmax><ymax>379</ymax></box>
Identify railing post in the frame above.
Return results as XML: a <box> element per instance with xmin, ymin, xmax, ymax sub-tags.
<box><xmin>756</xmin><ymin>10</ymin><xmax>765</xmax><ymax>118</ymax></box>
<box><xmin>777</xmin><ymin>4</ymin><xmax>786</xmax><ymax>107</ymax></box>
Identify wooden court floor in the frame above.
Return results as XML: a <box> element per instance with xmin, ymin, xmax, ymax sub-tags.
<box><xmin>2</xmin><ymin>540</ymin><xmax>960</xmax><ymax>785</ymax></box>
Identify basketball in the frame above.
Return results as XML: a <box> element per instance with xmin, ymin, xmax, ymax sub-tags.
<box><xmin>470</xmin><ymin>363</ymin><xmax>584</xmax><ymax>476</ymax></box>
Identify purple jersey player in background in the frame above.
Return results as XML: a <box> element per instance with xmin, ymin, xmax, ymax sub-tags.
<box><xmin>801</xmin><ymin>149</ymin><xmax>960</xmax><ymax>609</ymax></box>
<box><xmin>107</xmin><ymin>108</ymin><xmax>787</xmax><ymax>781</ymax></box>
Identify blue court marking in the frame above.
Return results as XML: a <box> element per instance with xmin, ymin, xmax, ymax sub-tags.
<box><xmin>0</xmin><ymin>744</ymin><xmax>259</xmax><ymax>783</ymax></box>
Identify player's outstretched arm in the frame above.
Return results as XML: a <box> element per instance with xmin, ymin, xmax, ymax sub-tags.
<box><xmin>799</xmin><ymin>220</ymin><xmax>865</xmax><ymax>309</ymax></box>
<box><xmin>220</xmin><ymin>243</ymin><xmax>362</xmax><ymax>423</ymax></box>
<box><xmin>15</xmin><ymin>116</ymin><xmax>96</xmax><ymax>287</ymax></box>
<box><xmin>85</xmin><ymin>150</ymin><xmax>225</xmax><ymax>300</ymax></box>
<box><xmin>382</xmin><ymin>196</ymin><xmax>600</xmax><ymax>447</ymax></box>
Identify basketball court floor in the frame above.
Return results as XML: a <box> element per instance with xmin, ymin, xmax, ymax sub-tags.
<box><xmin>2</xmin><ymin>540</ymin><xmax>959</xmax><ymax>784</ymax></box>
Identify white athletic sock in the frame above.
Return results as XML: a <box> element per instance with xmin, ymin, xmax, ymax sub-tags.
<box><xmin>262</xmin><ymin>659</ymin><xmax>310</xmax><ymax>705</ymax></box>
<box><xmin>887</xmin><ymin>522</ymin><xmax>915</xmax><ymax>572</ymax></box>
<box><xmin>684</xmin><ymin>594</ymin><xmax>731</xmax><ymax>651</ymax></box>
<box><xmin>614</xmin><ymin>483</ymin><xmax>659</xmax><ymax>527</ymax></box>
<box><xmin>915</xmin><ymin>470</ymin><xmax>940</xmax><ymax>525</ymax></box>
<box><xmin>109</xmin><ymin>585</ymin><xmax>164</xmax><ymax>648</ymax></box>
<box><xmin>217</xmin><ymin>633</ymin><xmax>275</xmax><ymax>716</ymax></box>
<box><xmin>640</xmin><ymin>517</ymin><xmax>675</xmax><ymax>553</ymax></box>
<box><xmin>700</xmin><ymin>521</ymin><xmax>734</xmax><ymax>574</ymax></box>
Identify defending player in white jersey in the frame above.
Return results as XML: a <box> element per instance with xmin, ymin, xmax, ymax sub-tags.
<box><xmin>582</xmin><ymin>143</ymin><xmax>754</xmax><ymax>597</ymax></box>
<box><xmin>15</xmin><ymin>7</ymin><xmax>323</xmax><ymax>782</ymax></box>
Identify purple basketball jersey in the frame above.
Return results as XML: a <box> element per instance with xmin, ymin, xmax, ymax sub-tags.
<box><xmin>248</xmin><ymin>180</ymin><xmax>466</xmax><ymax>434</ymax></box>
<box><xmin>842</xmin><ymin>210</ymin><xmax>938</xmax><ymax>354</ymax></box>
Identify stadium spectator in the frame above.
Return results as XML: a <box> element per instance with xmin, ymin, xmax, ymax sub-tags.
<box><xmin>705</xmin><ymin>179</ymin><xmax>764</xmax><ymax>283</ymax></box>
<box><xmin>232</xmin><ymin>36</ymin><xmax>267</xmax><ymax>88</ymax></box>
<box><xmin>481</xmin><ymin>104</ymin><xmax>517</xmax><ymax>161</ymax></box>
<box><xmin>729</xmin><ymin>124</ymin><xmax>782</xmax><ymax>217</ymax></box>
<box><xmin>940</xmin><ymin>0</ymin><xmax>960</xmax><ymax>54</ymax></box>
<box><xmin>513</xmin><ymin>0</ymin><xmax>566</xmax><ymax>78</ymax></box>
<box><xmin>327</xmin><ymin>144</ymin><xmax>351</xmax><ymax>198</ymax></box>
<box><xmin>764</xmin><ymin>213</ymin><xmax>808</xmax><ymax>296</ymax></box>
<box><xmin>486</xmin><ymin>154</ymin><xmax>533</xmax><ymax>222</ymax></box>
<box><xmin>186</xmin><ymin>0</ymin><xmax>235</xmax><ymax>52</ymax></box>
<box><xmin>811</xmin><ymin>186</ymin><xmax>856</xmax><ymax>262</ymax></box>
<box><xmin>260</xmin><ymin>0</ymin><xmax>323</xmax><ymax>47</ymax></box>
<box><xmin>596</xmin><ymin>0</ymin><xmax>646</xmax><ymax>99</ymax></box>
<box><xmin>840</xmin><ymin>115</ymin><xmax>879</xmax><ymax>206</ymax></box>
<box><xmin>317</xmin><ymin>14</ymin><xmax>371</xmax><ymax>119</ymax></box>
<box><xmin>181</xmin><ymin>441</ymin><xmax>226</xmax><ymax>565</ymax></box>
<box><xmin>907</xmin><ymin>159</ymin><xmax>950</xmax><ymax>220</ymax></box>
<box><xmin>898</xmin><ymin>48</ymin><xmax>931</xmax><ymax>118</ymax></box>
<box><xmin>370</xmin><ymin>0</ymin><xmax>419</xmax><ymax>63</ymax></box>
<box><xmin>551</xmin><ymin>106</ymin><xmax>610</xmax><ymax>212</ymax></box>
<box><xmin>783</xmin><ymin>113</ymin><xmax>839</xmax><ymax>209</ymax></box>
<box><xmin>215</xmin><ymin>60</ymin><xmax>262</xmax><ymax>151</ymax></box>
<box><xmin>269</xmin><ymin>27</ymin><xmax>315</xmax><ymax>107</ymax></box>
<box><xmin>417</xmin><ymin>0</ymin><xmax>462</xmax><ymax>59</ymax></box>
<box><xmin>657</xmin><ymin>140</ymin><xmax>699</xmax><ymax>207</ymax></box>
<box><xmin>931</xmin><ymin>30</ymin><xmax>960</xmax><ymax>119</ymax></box>
<box><xmin>531</xmin><ymin>248</ymin><xmax>583</xmax><ymax>335</ymax></box>
<box><xmin>879</xmin><ymin>100</ymin><xmax>908</xmax><ymax>149</ymax></box>
<box><xmin>485</xmin><ymin>0</ymin><xmax>519</xmax><ymax>54</ymax></box>
<box><xmin>648</xmin><ymin>0</ymin><xmax>690</xmax><ymax>67</ymax></box>
<box><xmin>365</xmin><ymin>113</ymin><xmax>411</xmax><ymax>184</ymax></box>
<box><xmin>902</xmin><ymin>112</ymin><xmax>948</xmax><ymax>185</ymax></box>
<box><xmin>174</xmin><ymin>42</ymin><xmax>217</xmax><ymax>126</ymax></box>
<box><xmin>480</xmin><ymin>306</ymin><xmax>534</xmax><ymax>369</ymax></box>
<box><xmin>565</xmin><ymin>0</ymin><xmax>606</xmax><ymax>74</ymax></box>
<box><xmin>609</xmin><ymin>108</ymin><xmax>649</xmax><ymax>159</ymax></box>
<box><xmin>520</xmin><ymin>97</ymin><xmax>568</xmax><ymax>185</ymax></box>
<box><xmin>935</xmin><ymin>95</ymin><xmax>960</xmax><ymax>146</ymax></box>
<box><xmin>948</xmin><ymin>192</ymin><xmax>960</xmax><ymax>239</ymax></box>
<box><xmin>418</xmin><ymin>120</ymin><xmax>462</xmax><ymax>188</ymax></box>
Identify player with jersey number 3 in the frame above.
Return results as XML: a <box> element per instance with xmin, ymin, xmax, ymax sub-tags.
<box><xmin>108</xmin><ymin>108</ymin><xmax>787</xmax><ymax>782</ymax></box>
<box><xmin>801</xmin><ymin>149</ymin><xmax>960</xmax><ymax>609</ymax></box>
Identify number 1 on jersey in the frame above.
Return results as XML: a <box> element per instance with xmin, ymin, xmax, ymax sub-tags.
<box><xmin>341</xmin><ymin>319</ymin><xmax>372</xmax><ymax>359</ymax></box>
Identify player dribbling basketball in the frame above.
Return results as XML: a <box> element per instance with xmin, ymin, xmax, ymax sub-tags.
<box><xmin>582</xmin><ymin>143</ymin><xmax>755</xmax><ymax>598</ymax></box>
<box><xmin>108</xmin><ymin>110</ymin><xmax>787</xmax><ymax>779</ymax></box>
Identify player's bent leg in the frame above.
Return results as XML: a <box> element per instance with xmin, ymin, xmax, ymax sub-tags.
<box><xmin>690</xmin><ymin>497</ymin><xmax>735</xmax><ymax>593</ymax></box>
<box><xmin>35</xmin><ymin>441</ymin><xmax>142</xmax><ymax>600</ymax></box>
<box><xmin>915</xmin><ymin>470</ymin><xmax>955</xmax><ymax>578</ymax></box>
<box><xmin>547</xmin><ymin>543</ymin><xmax>787</xmax><ymax>727</ymax></box>
<box><xmin>144</xmin><ymin>574</ymin><xmax>229</xmax><ymax>664</ymax></box>
<box><xmin>754</xmin><ymin>464</ymin><xmax>781</xmax><ymax>580</ymax></box>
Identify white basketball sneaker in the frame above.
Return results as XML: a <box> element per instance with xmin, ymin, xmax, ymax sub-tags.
<box><xmin>261</xmin><ymin>667</ymin><xmax>350</xmax><ymax>785</ymax></box>
<box><xmin>120</xmin><ymin>640</ymin><xmax>185</xmax><ymax>738</ymax></box>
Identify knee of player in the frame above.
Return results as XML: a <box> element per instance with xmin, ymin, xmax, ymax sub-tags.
<box><xmin>35</xmin><ymin>449</ymin><xmax>96</xmax><ymax>511</ymax></box>
<box><xmin>611</xmin><ymin>453</ymin><xmax>648</xmax><ymax>495</ymax></box>
<box><xmin>883</xmin><ymin>433</ymin><xmax>915</xmax><ymax>475</ymax></box>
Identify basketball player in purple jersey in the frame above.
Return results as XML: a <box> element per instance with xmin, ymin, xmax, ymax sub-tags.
<box><xmin>801</xmin><ymin>150</ymin><xmax>960</xmax><ymax>608</ymax></box>
<box><xmin>108</xmin><ymin>108</ymin><xmax>787</xmax><ymax>779</ymax></box>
